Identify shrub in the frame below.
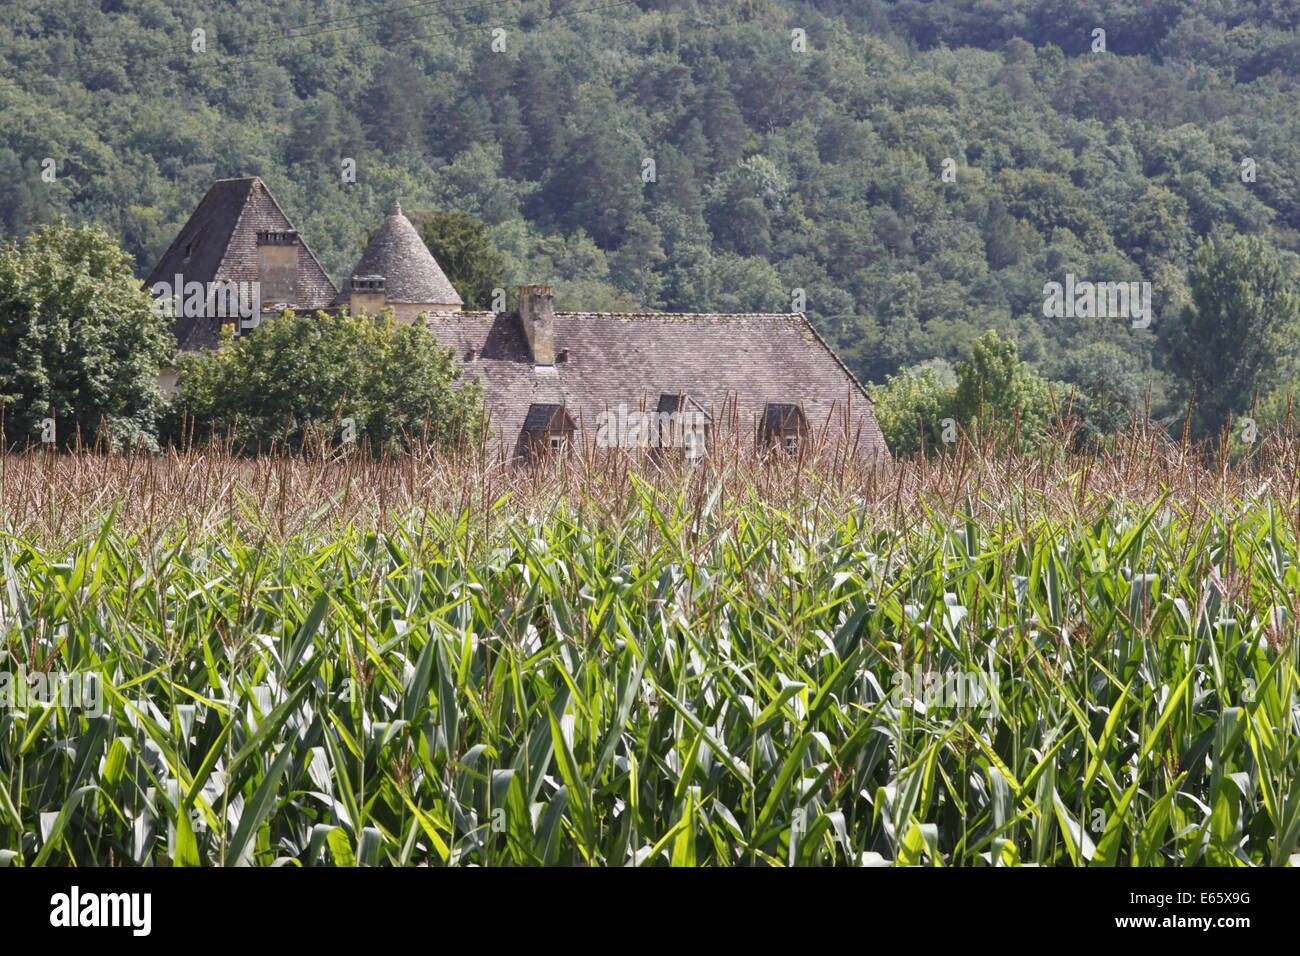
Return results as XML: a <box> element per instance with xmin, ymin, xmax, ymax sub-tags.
<box><xmin>171</xmin><ymin>309</ymin><xmax>483</xmax><ymax>452</ymax></box>
<box><xmin>0</xmin><ymin>221</ymin><xmax>169</xmax><ymax>450</ymax></box>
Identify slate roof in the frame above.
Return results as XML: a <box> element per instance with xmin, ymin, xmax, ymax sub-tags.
<box><xmin>423</xmin><ymin>310</ymin><xmax>888</xmax><ymax>461</ymax></box>
<box><xmin>147</xmin><ymin>177</ymin><xmax>338</xmax><ymax>349</ymax></box>
<box><xmin>339</xmin><ymin>202</ymin><xmax>462</xmax><ymax>306</ymax></box>
<box><xmin>152</xmin><ymin>182</ymin><xmax>885</xmax><ymax>462</ymax></box>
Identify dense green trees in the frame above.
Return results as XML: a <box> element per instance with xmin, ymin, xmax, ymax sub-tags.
<box><xmin>170</xmin><ymin>310</ymin><xmax>483</xmax><ymax>453</ymax></box>
<box><xmin>869</xmin><ymin>331</ymin><xmax>1058</xmax><ymax>454</ymax></box>
<box><xmin>953</xmin><ymin>330</ymin><xmax>1057</xmax><ymax>440</ymax></box>
<box><xmin>1160</xmin><ymin>235</ymin><xmax>1300</xmax><ymax>439</ymax></box>
<box><xmin>416</xmin><ymin>209</ymin><xmax>506</xmax><ymax>311</ymax></box>
<box><xmin>0</xmin><ymin>221</ymin><xmax>169</xmax><ymax>450</ymax></box>
<box><xmin>2</xmin><ymin>0</ymin><xmax>1299</xmax><ymax>456</ymax></box>
<box><xmin>866</xmin><ymin>360</ymin><xmax>956</xmax><ymax>456</ymax></box>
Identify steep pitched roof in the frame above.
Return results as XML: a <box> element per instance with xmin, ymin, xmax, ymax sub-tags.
<box><xmin>423</xmin><ymin>310</ymin><xmax>887</xmax><ymax>461</ymax></box>
<box><xmin>340</xmin><ymin>202</ymin><xmax>462</xmax><ymax>306</ymax></box>
<box><xmin>147</xmin><ymin>177</ymin><xmax>338</xmax><ymax>349</ymax></box>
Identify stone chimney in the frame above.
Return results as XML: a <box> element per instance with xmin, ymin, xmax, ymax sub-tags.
<box><xmin>349</xmin><ymin>275</ymin><xmax>386</xmax><ymax>315</ymax></box>
<box><xmin>518</xmin><ymin>285</ymin><xmax>556</xmax><ymax>366</ymax></box>
<box><xmin>256</xmin><ymin>230</ymin><xmax>300</xmax><ymax>306</ymax></box>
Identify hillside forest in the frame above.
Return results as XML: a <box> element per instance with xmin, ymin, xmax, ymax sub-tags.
<box><xmin>3</xmin><ymin>0</ymin><xmax>1300</xmax><ymax>449</ymax></box>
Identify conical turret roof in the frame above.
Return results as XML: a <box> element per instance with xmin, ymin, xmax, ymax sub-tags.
<box><xmin>345</xmin><ymin>202</ymin><xmax>462</xmax><ymax>306</ymax></box>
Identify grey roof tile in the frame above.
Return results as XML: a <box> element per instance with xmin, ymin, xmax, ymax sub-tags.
<box><xmin>339</xmin><ymin>202</ymin><xmax>462</xmax><ymax>306</ymax></box>
<box><xmin>147</xmin><ymin>177</ymin><xmax>338</xmax><ymax>349</ymax></box>
<box><xmin>425</xmin><ymin>310</ymin><xmax>887</xmax><ymax>460</ymax></box>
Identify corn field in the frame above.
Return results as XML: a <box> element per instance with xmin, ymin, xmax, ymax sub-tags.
<box><xmin>1</xmin><ymin>435</ymin><xmax>1298</xmax><ymax>866</ymax></box>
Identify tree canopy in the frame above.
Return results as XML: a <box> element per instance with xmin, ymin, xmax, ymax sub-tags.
<box><xmin>170</xmin><ymin>310</ymin><xmax>483</xmax><ymax>453</ymax></box>
<box><xmin>1159</xmin><ymin>234</ymin><xmax>1300</xmax><ymax>439</ymax></box>
<box><xmin>2</xmin><ymin>0</ymin><xmax>1299</xmax><ymax>454</ymax></box>
<box><xmin>416</xmin><ymin>209</ymin><xmax>507</xmax><ymax>311</ymax></box>
<box><xmin>0</xmin><ymin>220</ymin><xmax>169</xmax><ymax>450</ymax></box>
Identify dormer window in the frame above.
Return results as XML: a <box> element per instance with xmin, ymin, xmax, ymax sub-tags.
<box><xmin>760</xmin><ymin>403</ymin><xmax>808</xmax><ymax>455</ymax></box>
<box><xmin>653</xmin><ymin>393</ymin><xmax>712</xmax><ymax>463</ymax></box>
<box><xmin>520</xmin><ymin>403</ymin><xmax>576</xmax><ymax>461</ymax></box>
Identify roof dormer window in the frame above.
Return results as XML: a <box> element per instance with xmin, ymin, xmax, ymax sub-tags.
<box><xmin>652</xmin><ymin>393</ymin><xmax>712</xmax><ymax>463</ymax></box>
<box><xmin>760</xmin><ymin>403</ymin><xmax>808</xmax><ymax>456</ymax></box>
<box><xmin>521</xmin><ymin>403</ymin><xmax>576</xmax><ymax>461</ymax></box>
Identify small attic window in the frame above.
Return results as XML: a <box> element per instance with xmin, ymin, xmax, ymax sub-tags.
<box><xmin>465</xmin><ymin>347</ymin><xmax>478</xmax><ymax>361</ymax></box>
<box><xmin>760</xmin><ymin>403</ymin><xmax>808</xmax><ymax>455</ymax></box>
<box><xmin>653</xmin><ymin>393</ymin><xmax>712</xmax><ymax>462</ymax></box>
<box><xmin>521</xmin><ymin>403</ymin><xmax>576</xmax><ymax>461</ymax></box>
<box><xmin>556</xmin><ymin>348</ymin><xmax>570</xmax><ymax>363</ymax></box>
<box><xmin>182</xmin><ymin>240</ymin><xmax>195</xmax><ymax>261</ymax></box>
<box><xmin>256</xmin><ymin>230</ymin><xmax>299</xmax><ymax>246</ymax></box>
<box><xmin>349</xmin><ymin>275</ymin><xmax>385</xmax><ymax>293</ymax></box>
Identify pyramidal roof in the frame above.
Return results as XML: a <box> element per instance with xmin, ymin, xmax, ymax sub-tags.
<box><xmin>147</xmin><ymin>177</ymin><xmax>338</xmax><ymax>348</ymax></box>
<box><xmin>344</xmin><ymin>202</ymin><xmax>462</xmax><ymax>306</ymax></box>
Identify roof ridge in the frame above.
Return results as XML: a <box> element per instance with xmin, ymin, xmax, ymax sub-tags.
<box><xmin>146</xmin><ymin>178</ymin><xmax>243</xmax><ymax>287</ymax></box>
<box><xmin>431</xmin><ymin>314</ymin><xmax>806</xmax><ymax>321</ymax></box>
<box><xmin>213</xmin><ymin>179</ymin><xmax>256</xmax><ymax>283</ymax></box>
<box><xmin>426</xmin><ymin>310</ymin><xmax>811</xmax><ymax>320</ymax></box>
<box><xmin>555</xmin><ymin>311</ymin><xmax>803</xmax><ymax>318</ymax></box>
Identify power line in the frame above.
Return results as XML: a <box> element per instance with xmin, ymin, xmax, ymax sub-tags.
<box><xmin>399</xmin><ymin>0</ymin><xmax>635</xmax><ymax>50</ymax></box>
<box><xmin>210</xmin><ymin>0</ymin><xmax>637</xmax><ymax>105</ymax></box>
<box><xmin>2</xmin><ymin>0</ymin><xmax>219</xmax><ymax>69</ymax></box>
<box><xmin>279</xmin><ymin>0</ymin><xmax>516</xmax><ymax>38</ymax></box>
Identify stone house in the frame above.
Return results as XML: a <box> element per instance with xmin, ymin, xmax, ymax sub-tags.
<box><xmin>150</xmin><ymin>177</ymin><xmax>887</xmax><ymax>461</ymax></box>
